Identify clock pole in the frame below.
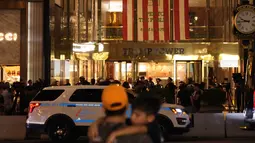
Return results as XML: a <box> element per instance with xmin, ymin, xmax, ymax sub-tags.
<box><xmin>252</xmin><ymin>0</ymin><xmax>255</xmax><ymax>112</ymax></box>
<box><xmin>251</xmin><ymin>40</ymin><xmax>255</xmax><ymax>111</ymax></box>
<box><xmin>241</xmin><ymin>0</ymin><xmax>255</xmax><ymax>119</ymax></box>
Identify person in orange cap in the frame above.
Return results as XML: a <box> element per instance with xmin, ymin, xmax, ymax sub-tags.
<box><xmin>89</xmin><ymin>85</ymin><xmax>153</xmax><ymax>143</ymax></box>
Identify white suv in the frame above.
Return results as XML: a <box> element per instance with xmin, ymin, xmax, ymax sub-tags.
<box><xmin>26</xmin><ymin>85</ymin><xmax>193</xmax><ymax>142</ymax></box>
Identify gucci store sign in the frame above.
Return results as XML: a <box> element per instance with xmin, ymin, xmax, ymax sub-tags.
<box><xmin>0</xmin><ymin>32</ymin><xmax>18</xmax><ymax>41</ymax></box>
<box><xmin>123</xmin><ymin>48</ymin><xmax>184</xmax><ymax>56</ymax></box>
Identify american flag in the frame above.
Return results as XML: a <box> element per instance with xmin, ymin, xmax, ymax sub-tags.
<box><xmin>173</xmin><ymin>0</ymin><xmax>190</xmax><ymax>41</ymax></box>
<box><xmin>122</xmin><ymin>0</ymin><xmax>190</xmax><ymax>41</ymax></box>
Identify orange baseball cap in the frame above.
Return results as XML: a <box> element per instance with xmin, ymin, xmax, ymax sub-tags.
<box><xmin>101</xmin><ymin>85</ymin><xmax>128</xmax><ymax>111</ymax></box>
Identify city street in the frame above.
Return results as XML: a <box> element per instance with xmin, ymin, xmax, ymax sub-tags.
<box><xmin>1</xmin><ymin>138</ymin><xmax>255</xmax><ymax>143</ymax></box>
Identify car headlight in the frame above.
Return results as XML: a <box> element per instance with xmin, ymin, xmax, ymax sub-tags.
<box><xmin>170</xmin><ymin>108</ymin><xmax>187</xmax><ymax>115</ymax></box>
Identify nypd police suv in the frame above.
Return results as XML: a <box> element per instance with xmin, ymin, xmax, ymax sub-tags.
<box><xmin>26</xmin><ymin>85</ymin><xmax>193</xmax><ymax>142</ymax></box>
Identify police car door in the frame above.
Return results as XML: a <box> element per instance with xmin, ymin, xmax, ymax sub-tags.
<box><xmin>68</xmin><ymin>88</ymin><xmax>104</xmax><ymax>126</ymax></box>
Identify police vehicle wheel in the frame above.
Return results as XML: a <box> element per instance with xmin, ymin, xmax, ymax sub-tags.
<box><xmin>47</xmin><ymin>119</ymin><xmax>75</xmax><ymax>142</ymax></box>
<box><xmin>157</xmin><ymin>116</ymin><xmax>173</xmax><ymax>141</ymax></box>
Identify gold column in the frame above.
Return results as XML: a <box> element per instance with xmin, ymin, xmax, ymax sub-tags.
<box><xmin>131</xmin><ymin>61</ymin><xmax>136</xmax><ymax>81</ymax></box>
<box><xmin>88</xmin><ymin>60</ymin><xmax>92</xmax><ymax>81</ymax></box>
<box><xmin>119</xmin><ymin>62</ymin><xmax>122</xmax><ymax>81</ymax></box>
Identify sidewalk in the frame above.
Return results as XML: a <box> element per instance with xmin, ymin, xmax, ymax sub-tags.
<box><xmin>199</xmin><ymin>106</ymin><xmax>225</xmax><ymax>113</ymax></box>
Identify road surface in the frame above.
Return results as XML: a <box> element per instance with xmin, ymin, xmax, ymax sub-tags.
<box><xmin>0</xmin><ymin>138</ymin><xmax>254</xmax><ymax>143</ymax></box>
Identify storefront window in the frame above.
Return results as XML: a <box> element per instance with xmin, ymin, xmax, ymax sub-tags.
<box><xmin>138</xmin><ymin>62</ymin><xmax>173</xmax><ymax>80</ymax></box>
<box><xmin>176</xmin><ymin>62</ymin><xmax>187</xmax><ymax>82</ymax></box>
<box><xmin>51</xmin><ymin>59</ymin><xmax>71</xmax><ymax>85</ymax></box>
<box><xmin>101</xmin><ymin>0</ymin><xmax>123</xmax><ymax>40</ymax></box>
<box><xmin>50</xmin><ymin>0</ymin><xmax>95</xmax><ymax>84</ymax></box>
<box><xmin>2</xmin><ymin>66</ymin><xmax>20</xmax><ymax>83</ymax></box>
<box><xmin>189</xmin><ymin>0</ymin><xmax>208</xmax><ymax>39</ymax></box>
<box><xmin>113</xmin><ymin>62</ymin><xmax>132</xmax><ymax>82</ymax></box>
<box><xmin>209</xmin><ymin>0</ymin><xmax>224</xmax><ymax>40</ymax></box>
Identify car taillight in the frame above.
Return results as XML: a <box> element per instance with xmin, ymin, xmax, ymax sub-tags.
<box><xmin>29</xmin><ymin>103</ymin><xmax>40</xmax><ymax>113</ymax></box>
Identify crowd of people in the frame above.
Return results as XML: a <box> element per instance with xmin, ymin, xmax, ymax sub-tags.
<box><xmin>54</xmin><ymin>76</ymin><xmax>206</xmax><ymax>113</ymax></box>
<box><xmin>84</xmin><ymin>76</ymin><xmax>222</xmax><ymax>143</ymax></box>
<box><xmin>0</xmin><ymin>75</ymin><xmax>234</xmax><ymax>116</ymax></box>
<box><xmin>0</xmin><ymin>79</ymin><xmax>45</xmax><ymax>115</ymax></box>
<box><xmin>0</xmin><ymin>75</ymin><xmax>237</xmax><ymax>142</ymax></box>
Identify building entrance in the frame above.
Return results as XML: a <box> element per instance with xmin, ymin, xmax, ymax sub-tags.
<box><xmin>176</xmin><ymin>60</ymin><xmax>202</xmax><ymax>85</ymax></box>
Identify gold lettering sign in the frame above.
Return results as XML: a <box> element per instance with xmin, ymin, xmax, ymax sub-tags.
<box><xmin>0</xmin><ymin>32</ymin><xmax>18</xmax><ymax>41</ymax></box>
<box><xmin>123</xmin><ymin>48</ymin><xmax>185</xmax><ymax>56</ymax></box>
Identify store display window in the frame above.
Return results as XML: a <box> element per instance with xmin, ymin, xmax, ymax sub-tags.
<box><xmin>138</xmin><ymin>62</ymin><xmax>173</xmax><ymax>80</ymax></box>
<box><xmin>2</xmin><ymin>66</ymin><xmax>20</xmax><ymax>83</ymax></box>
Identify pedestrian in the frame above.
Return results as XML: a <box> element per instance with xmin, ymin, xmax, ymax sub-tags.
<box><xmin>155</xmin><ymin>78</ymin><xmax>163</xmax><ymax>89</ymax></box>
<box><xmin>165</xmin><ymin>77</ymin><xmax>177</xmax><ymax>104</ymax></box>
<box><xmin>88</xmin><ymin>85</ymin><xmax>153</xmax><ymax>143</ymax></box>
<box><xmin>191</xmin><ymin>83</ymin><xmax>202</xmax><ymax>113</ymax></box>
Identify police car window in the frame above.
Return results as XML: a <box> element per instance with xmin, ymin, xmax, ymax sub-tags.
<box><xmin>33</xmin><ymin>90</ymin><xmax>64</xmax><ymax>101</ymax></box>
<box><xmin>69</xmin><ymin>89</ymin><xmax>103</xmax><ymax>102</ymax></box>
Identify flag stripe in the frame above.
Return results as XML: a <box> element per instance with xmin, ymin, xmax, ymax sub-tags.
<box><xmin>143</xmin><ymin>0</ymin><xmax>149</xmax><ymax>41</ymax></box>
<box><xmin>148</xmin><ymin>1</ymin><xmax>154</xmax><ymax>41</ymax></box>
<box><xmin>174</xmin><ymin>0</ymin><xmax>180</xmax><ymax>41</ymax></box>
<box><xmin>184</xmin><ymin>0</ymin><xmax>190</xmax><ymax>39</ymax></box>
<box><xmin>131</xmin><ymin>0</ymin><xmax>134</xmax><ymax>40</ymax></box>
<box><xmin>153</xmin><ymin>0</ymin><xmax>159</xmax><ymax>41</ymax></box>
<box><xmin>158</xmin><ymin>1</ymin><xmax>164</xmax><ymax>41</ymax></box>
<box><xmin>163</xmin><ymin>0</ymin><xmax>170</xmax><ymax>41</ymax></box>
<box><xmin>137</xmin><ymin>0</ymin><xmax>143</xmax><ymax>41</ymax></box>
<box><xmin>123</xmin><ymin>0</ymin><xmax>189</xmax><ymax>41</ymax></box>
<box><xmin>179</xmin><ymin>0</ymin><xmax>185</xmax><ymax>40</ymax></box>
<box><xmin>123</xmin><ymin>0</ymin><xmax>128</xmax><ymax>40</ymax></box>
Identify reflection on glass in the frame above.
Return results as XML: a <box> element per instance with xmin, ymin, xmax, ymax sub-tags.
<box><xmin>138</xmin><ymin>62</ymin><xmax>173</xmax><ymax>79</ymax></box>
<box><xmin>189</xmin><ymin>0</ymin><xmax>207</xmax><ymax>39</ymax></box>
<box><xmin>176</xmin><ymin>61</ymin><xmax>202</xmax><ymax>85</ymax></box>
<box><xmin>101</xmin><ymin>0</ymin><xmax>123</xmax><ymax>40</ymax></box>
<box><xmin>176</xmin><ymin>62</ymin><xmax>187</xmax><ymax>83</ymax></box>
<box><xmin>114</xmin><ymin>62</ymin><xmax>120</xmax><ymax>80</ymax></box>
<box><xmin>53</xmin><ymin>60</ymin><xmax>61</xmax><ymax>77</ymax></box>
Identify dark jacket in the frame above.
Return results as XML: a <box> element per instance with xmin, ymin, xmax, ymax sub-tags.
<box><xmin>91</xmin><ymin>122</ymin><xmax>153</xmax><ymax>143</ymax></box>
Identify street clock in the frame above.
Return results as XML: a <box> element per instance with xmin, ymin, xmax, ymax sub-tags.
<box><xmin>233</xmin><ymin>4</ymin><xmax>255</xmax><ymax>39</ymax></box>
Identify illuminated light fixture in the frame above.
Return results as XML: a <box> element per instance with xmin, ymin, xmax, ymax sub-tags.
<box><xmin>219</xmin><ymin>54</ymin><xmax>239</xmax><ymax>68</ymax></box>
<box><xmin>220</xmin><ymin>60</ymin><xmax>238</xmax><ymax>68</ymax></box>
<box><xmin>73</xmin><ymin>42</ymin><xmax>104</xmax><ymax>53</ymax></box>
<box><xmin>174</xmin><ymin>55</ymin><xmax>199</xmax><ymax>60</ymax></box>
<box><xmin>0</xmin><ymin>32</ymin><xmax>18</xmax><ymax>41</ymax></box>
<box><xmin>92</xmin><ymin>52</ymin><xmax>109</xmax><ymax>60</ymax></box>
<box><xmin>75</xmin><ymin>53</ymin><xmax>90</xmax><ymax>60</ymax></box>
<box><xmin>219</xmin><ymin>54</ymin><xmax>239</xmax><ymax>60</ymax></box>
<box><xmin>73</xmin><ymin>43</ymin><xmax>95</xmax><ymax>52</ymax></box>
<box><xmin>98</xmin><ymin>43</ymin><xmax>104</xmax><ymax>52</ymax></box>
<box><xmin>108</xmin><ymin>1</ymin><xmax>122</xmax><ymax>12</ymax></box>
<box><xmin>60</xmin><ymin>54</ymin><xmax>65</xmax><ymax>60</ymax></box>
<box><xmin>223</xmin><ymin>42</ymin><xmax>238</xmax><ymax>44</ymax></box>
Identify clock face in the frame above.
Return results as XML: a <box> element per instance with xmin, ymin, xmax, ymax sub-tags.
<box><xmin>235</xmin><ymin>10</ymin><xmax>255</xmax><ymax>34</ymax></box>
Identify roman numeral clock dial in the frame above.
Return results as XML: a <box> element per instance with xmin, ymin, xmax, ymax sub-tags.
<box><xmin>235</xmin><ymin>9</ymin><xmax>255</xmax><ymax>34</ymax></box>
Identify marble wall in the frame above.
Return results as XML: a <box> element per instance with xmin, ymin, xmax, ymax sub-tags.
<box><xmin>0</xmin><ymin>10</ymin><xmax>20</xmax><ymax>65</ymax></box>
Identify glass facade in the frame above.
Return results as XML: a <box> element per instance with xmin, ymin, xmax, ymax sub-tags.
<box><xmin>49</xmin><ymin>0</ymin><xmax>242</xmax><ymax>86</ymax></box>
